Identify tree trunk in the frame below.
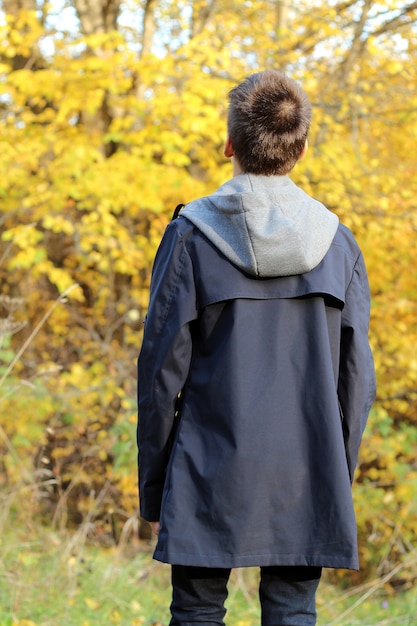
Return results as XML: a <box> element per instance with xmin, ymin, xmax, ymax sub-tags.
<box><xmin>72</xmin><ymin>0</ymin><xmax>121</xmax><ymax>34</ymax></box>
<box><xmin>141</xmin><ymin>0</ymin><xmax>157</xmax><ymax>57</ymax></box>
<box><xmin>2</xmin><ymin>0</ymin><xmax>37</xmax><ymax>13</ymax></box>
<box><xmin>276</xmin><ymin>0</ymin><xmax>288</xmax><ymax>34</ymax></box>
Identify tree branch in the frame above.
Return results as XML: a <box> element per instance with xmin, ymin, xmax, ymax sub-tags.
<box><xmin>369</xmin><ymin>2</ymin><xmax>417</xmax><ymax>38</ymax></box>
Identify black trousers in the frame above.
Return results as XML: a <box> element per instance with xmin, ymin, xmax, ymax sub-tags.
<box><xmin>169</xmin><ymin>565</ymin><xmax>322</xmax><ymax>626</ymax></box>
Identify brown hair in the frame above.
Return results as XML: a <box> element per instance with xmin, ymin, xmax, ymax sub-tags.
<box><xmin>227</xmin><ymin>70</ymin><xmax>312</xmax><ymax>175</ymax></box>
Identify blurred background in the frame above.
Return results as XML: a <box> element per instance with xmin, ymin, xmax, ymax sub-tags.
<box><xmin>1</xmin><ymin>0</ymin><xmax>417</xmax><ymax>623</ymax></box>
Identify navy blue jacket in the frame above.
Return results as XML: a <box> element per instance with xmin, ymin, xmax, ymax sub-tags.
<box><xmin>137</xmin><ymin>216</ymin><xmax>375</xmax><ymax>569</ymax></box>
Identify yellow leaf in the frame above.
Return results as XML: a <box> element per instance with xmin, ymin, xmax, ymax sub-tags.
<box><xmin>85</xmin><ymin>597</ymin><xmax>100</xmax><ymax>610</ymax></box>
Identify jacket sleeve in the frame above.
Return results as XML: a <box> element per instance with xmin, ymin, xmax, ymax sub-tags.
<box><xmin>137</xmin><ymin>221</ymin><xmax>197</xmax><ymax>521</ymax></box>
<box><xmin>338</xmin><ymin>252</ymin><xmax>376</xmax><ymax>482</ymax></box>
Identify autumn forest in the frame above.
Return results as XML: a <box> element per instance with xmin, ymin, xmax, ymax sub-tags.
<box><xmin>1</xmin><ymin>0</ymin><xmax>417</xmax><ymax>584</ymax></box>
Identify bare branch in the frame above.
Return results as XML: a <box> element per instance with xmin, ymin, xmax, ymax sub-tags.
<box><xmin>338</xmin><ymin>0</ymin><xmax>372</xmax><ymax>82</ymax></box>
<box><xmin>370</xmin><ymin>2</ymin><xmax>417</xmax><ymax>38</ymax></box>
<box><xmin>191</xmin><ymin>0</ymin><xmax>216</xmax><ymax>38</ymax></box>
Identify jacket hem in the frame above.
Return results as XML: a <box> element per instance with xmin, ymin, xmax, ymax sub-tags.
<box><xmin>152</xmin><ymin>549</ymin><xmax>359</xmax><ymax>571</ymax></box>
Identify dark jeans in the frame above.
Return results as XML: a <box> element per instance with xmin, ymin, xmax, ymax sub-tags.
<box><xmin>169</xmin><ymin>565</ymin><xmax>322</xmax><ymax>626</ymax></box>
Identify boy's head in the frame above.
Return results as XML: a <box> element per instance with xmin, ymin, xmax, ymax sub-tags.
<box><xmin>226</xmin><ymin>70</ymin><xmax>312</xmax><ymax>176</ymax></box>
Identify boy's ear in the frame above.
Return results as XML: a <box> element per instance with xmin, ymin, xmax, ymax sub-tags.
<box><xmin>224</xmin><ymin>136</ymin><xmax>234</xmax><ymax>158</ymax></box>
<box><xmin>298</xmin><ymin>138</ymin><xmax>308</xmax><ymax>161</ymax></box>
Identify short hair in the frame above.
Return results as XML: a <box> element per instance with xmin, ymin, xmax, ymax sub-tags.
<box><xmin>227</xmin><ymin>70</ymin><xmax>312</xmax><ymax>175</ymax></box>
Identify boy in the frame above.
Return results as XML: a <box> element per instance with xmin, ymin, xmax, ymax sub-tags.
<box><xmin>137</xmin><ymin>70</ymin><xmax>375</xmax><ymax>626</ymax></box>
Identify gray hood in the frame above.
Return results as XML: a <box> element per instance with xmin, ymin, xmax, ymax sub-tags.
<box><xmin>180</xmin><ymin>174</ymin><xmax>339</xmax><ymax>278</ymax></box>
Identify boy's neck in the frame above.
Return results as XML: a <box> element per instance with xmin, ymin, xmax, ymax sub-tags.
<box><xmin>232</xmin><ymin>157</ymin><xmax>244</xmax><ymax>177</ymax></box>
